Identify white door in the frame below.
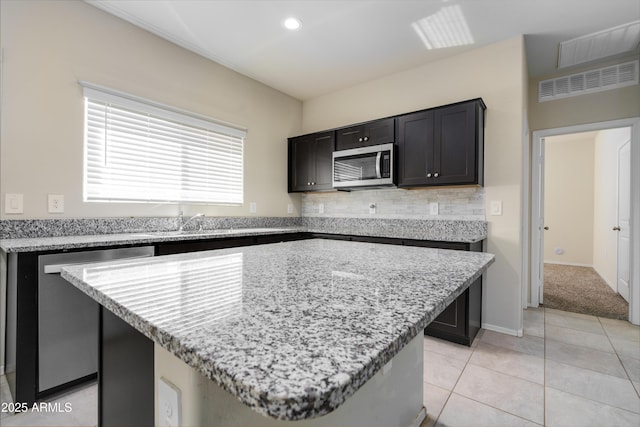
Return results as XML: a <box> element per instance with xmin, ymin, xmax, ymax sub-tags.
<box><xmin>617</xmin><ymin>140</ymin><xmax>631</xmax><ymax>301</ymax></box>
<box><xmin>531</xmin><ymin>138</ymin><xmax>546</xmax><ymax>305</ymax></box>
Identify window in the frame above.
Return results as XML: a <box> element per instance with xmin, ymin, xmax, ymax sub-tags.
<box><xmin>82</xmin><ymin>82</ymin><xmax>246</xmax><ymax>204</ymax></box>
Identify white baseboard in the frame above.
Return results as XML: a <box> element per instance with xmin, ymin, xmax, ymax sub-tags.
<box><xmin>544</xmin><ymin>261</ymin><xmax>593</xmax><ymax>268</ymax></box>
<box><xmin>482</xmin><ymin>322</ymin><xmax>521</xmax><ymax>337</ymax></box>
<box><xmin>409</xmin><ymin>407</ymin><xmax>426</xmax><ymax>427</ymax></box>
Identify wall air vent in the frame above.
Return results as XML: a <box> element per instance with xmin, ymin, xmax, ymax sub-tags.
<box><xmin>538</xmin><ymin>60</ymin><xmax>638</xmax><ymax>102</ymax></box>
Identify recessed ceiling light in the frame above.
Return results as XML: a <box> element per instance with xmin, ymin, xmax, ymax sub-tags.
<box><xmin>283</xmin><ymin>17</ymin><xmax>302</xmax><ymax>31</ymax></box>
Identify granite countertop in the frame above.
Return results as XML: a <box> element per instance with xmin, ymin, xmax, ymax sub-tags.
<box><xmin>0</xmin><ymin>227</ymin><xmax>306</xmax><ymax>253</ymax></box>
<box><xmin>61</xmin><ymin>239</ymin><xmax>494</xmax><ymax>421</ymax></box>
<box><xmin>0</xmin><ymin>219</ymin><xmax>487</xmax><ymax>253</ymax></box>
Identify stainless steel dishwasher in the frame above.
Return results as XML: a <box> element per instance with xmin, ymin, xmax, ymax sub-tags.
<box><xmin>38</xmin><ymin>246</ymin><xmax>154</xmax><ymax>393</ymax></box>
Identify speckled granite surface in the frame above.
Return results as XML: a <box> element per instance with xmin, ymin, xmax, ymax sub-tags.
<box><xmin>303</xmin><ymin>217</ymin><xmax>487</xmax><ymax>243</ymax></box>
<box><xmin>0</xmin><ymin>227</ymin><xmax>305</xmax><ymax>253</ymax></box>
<box><xmin>61</xmin><ymin>239</ymin><xmax>494</xmax><ymax>421</ymax></box>
<box><xmin>0</xmin><ymin>217</ymin><xmax>302</xmax><ymax>239</ymax></box>
<box><xmin>0</xmin><ymin>217</ymin><xmax>487</xmax><ymax>252</ymax></box>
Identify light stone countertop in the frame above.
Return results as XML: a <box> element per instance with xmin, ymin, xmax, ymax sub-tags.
<box><xmin>61</xmin><ymin>239</ymin><xmax>494</xmax><ymax>421</ymax></box>
<box><xmin>0</xmin><ymin>227</ymin><xmax>306</xmax><ymax>253</ymax></box>
<box><xmin>0</xmin><ymin>219</ymin><xmax>487</xmax><ymax>253</ymax></box>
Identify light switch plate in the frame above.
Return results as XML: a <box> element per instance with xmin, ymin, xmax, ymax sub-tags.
<box><xmin>287</xmin><ymin>203</ymin><xmax>293</xmax><ymax>214</ymax></box>
<box><xmin>490</xmin><ymin>200</ymin><xmax>502</xmax><ymax>216</ymax></box>
<box><xmin>5</xmin><ymin>193</ymin><xmax>24</xmax><ymax>214</ymax></box>
<box><xmin>48</xmin><ymin>194</ymin><xmax>64</xmax><ymax>213</ymax></box>
<box><xmin>158</xmin><ymin>378</ymin><xmax>181</xmax><ymax>427</ymax></box>
<box><xmin>429</xmin><ymin>202</ymin><xmax>439</xmax><ymax>216</ymax></box>
<box><xmin>318</xmin><ymin>203</ymin><xmax>324</xmax><ymax>214</ymax></box>
<box><xmin>249</xmin><ymin>202</ymin><xmax>257</xmax><ymax>214</ymax></box>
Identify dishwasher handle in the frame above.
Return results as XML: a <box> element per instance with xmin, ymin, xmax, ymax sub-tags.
<box><xmin>43</xmin><ymin>254</ymin><xmax>153</xmax><ymax>274</ymax></box>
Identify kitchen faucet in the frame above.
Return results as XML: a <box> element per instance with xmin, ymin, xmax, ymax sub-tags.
<box><xmin>178</xmin><ymin>212</ymin><xmax>205</xmax><ymax>231</ymax></box>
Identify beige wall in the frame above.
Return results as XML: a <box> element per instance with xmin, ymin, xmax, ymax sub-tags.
<box><xmin>543</xmin><ymin>134</ymin><xmax>595</xmax><ymax>266</ymax></box>
<box><xmin>593</xmin><ymin>127</ymin><xmax>632</xmax><ymax>290</ymax></box>
<box><xmin>0</xmin><ymin>0</ymin><xmax>303</xmax><ymax>220</ymax></box>
<box><xmin>526</xmin><ymin>56</ymin><xmax>639</xmax><ymax>306</ymax></box>
<box><xmin>303</xmin><ymin>37</ymin><xmax>527</xmax><ymax>335</ymax></box>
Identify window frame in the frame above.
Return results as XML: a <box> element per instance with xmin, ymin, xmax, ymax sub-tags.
<box><xmin>81</xmin><ymin>81</ymin><xmax>246</xmax><ymax>205</ymax></box>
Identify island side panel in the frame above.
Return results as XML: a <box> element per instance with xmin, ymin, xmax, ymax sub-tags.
<box><xmin>154</xmin><ymin>332</ymin><xmax>426</xmax><ymax>427</ymax></box>
<box><xmin>100</xmin><ymin>307</ymin><xmax>154</xmax><ymax>427</ymax></box>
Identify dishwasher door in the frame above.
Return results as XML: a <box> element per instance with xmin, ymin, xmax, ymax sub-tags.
<box><xmin>38</xmin><ymin>246</ymin><xmax>154</xmax><ymax>393</ymax></box>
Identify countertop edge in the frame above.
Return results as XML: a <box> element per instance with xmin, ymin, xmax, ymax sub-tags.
<box><xmin>1</xmin><ymin>226</ymin><xmax>487</xmax><ymax>253</ymax></box>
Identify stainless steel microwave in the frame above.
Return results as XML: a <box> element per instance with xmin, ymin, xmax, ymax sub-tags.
<box><xmin>332</xmin><ymin>143</ymin><xmax>395</xmax><ymax>190</ymax></box>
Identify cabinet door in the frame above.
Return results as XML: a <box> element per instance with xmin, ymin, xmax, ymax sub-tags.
<box><xmin>336</xmin><ymin>118</ymin><xmax>394</xmax><ymax>150</ymax></box>
<box><xmin>397</xmin><ymin>110</ymin><xmax>434</xmax><ymax>187</ymax></box>
<box><xmin>312</xmin><ymin>132</ymin><xmax>335</xmax><ymax>190</ymax></box>
<box><xmin>433</xmin><ymin>102</ymin><xmax>477</xmax><ymax>185</ymax></box>
<box><xmin>288</xmin><ymin>132</ymin><xmax>334</xmax><ymax>192</ymax></box>
<box><xmin>289</xmin><ymin>136</ymin><xmax>314</xmax><ymax>192</ymax></box>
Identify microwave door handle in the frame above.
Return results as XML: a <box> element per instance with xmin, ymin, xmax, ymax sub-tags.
<box><xmin>375</xmin><ymin>151</ymin><xmax>382</xmax><ymax>179</ymax></box>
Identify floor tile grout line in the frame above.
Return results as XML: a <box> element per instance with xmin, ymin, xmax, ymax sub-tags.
<box><xmin>430</xmin><ymin>337</ymin><xmax>541</xmax><ymax>427</ymax></box>
<box><xmin>442</xmin><ymin>391</ymin><xmax>545</xmax><ymax>427</ymax></box>
<box><xmin>543</xmin><ymin>382</ymin><xmax>640</xmax><ymax>415</ymax></box>
<box><xmin>597</xmin><ymin>315</ymin><xmax>640</xmax><ymax>400</ymax></box>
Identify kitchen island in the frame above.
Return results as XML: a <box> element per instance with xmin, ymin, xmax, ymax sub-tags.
<box><xmin>61</xmin><ymin>238</ymin><xmax>494</xmax><ymax>426</ymax></box>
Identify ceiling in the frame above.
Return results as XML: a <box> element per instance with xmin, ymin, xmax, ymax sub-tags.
<box><xmin>86</xmin><ymin>0</ymin><xmax>640</xmax><ymax>101</ymax></box>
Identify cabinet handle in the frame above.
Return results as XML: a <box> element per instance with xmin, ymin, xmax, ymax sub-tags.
<box><xmin>307</xmin><ymin>182</ymin><xmax>311</xmax><ymax>186</ymax></box>
<box><xmin>358</xmin><ymin>137</ymin><xmax>363</xmax><ymax>142</ymax></box>
<box><xmin>544</xmin><ymin>226</ymin><xmax>549</xmax><ymax>230</ymax></box>
<box><xmin>434</xmin><ymin>172</ymin><xmax>439</xmax><ymax>178</ymax></box>
<box><xmin>312</xmin><ymin>182</ymin><xmax>316</xmax><ymax>185</ymax></box>
<box><xmin>613</xmin><ymin>226</ymin><xmax>621</xmax><ymax>231</ymax></box>
<box><xmin>363</xmin><ymin>136</ymin><xmax>369</xmax><ymax>141</ymax></box>
<box><xmin>426</xmin><ymin>173</ymin><xmax>432</xmax><ymax>178</ymax></box>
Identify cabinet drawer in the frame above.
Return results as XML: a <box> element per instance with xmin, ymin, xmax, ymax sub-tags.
<box><xmin>336</xmin><ymin>118</ymin><xmax>395</xmax><ymax>150</ymax></box>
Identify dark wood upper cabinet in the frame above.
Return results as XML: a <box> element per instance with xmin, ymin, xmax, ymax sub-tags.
<box><xmin>336</xmin><ymin>118</ymin><xmax>395</xmax><ymax>151</ymax></box>
<box><xmin>288</xmin><ymin>131</ymin><xmax>335</xmax><ymax>192</ymax></box>
<box><xmin>397</xmin><ymin>99</ymin><xmax>485</xmax><ymax>187</ymax></box>
<box><xmin>287</xmin><ymin>98</ymin><xmax>485</xmax><ymax>192</ymax></box>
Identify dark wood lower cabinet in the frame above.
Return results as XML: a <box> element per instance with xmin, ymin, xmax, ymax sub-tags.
<box><xmin>323</xmin><ymin>234</ymin><xmax>484</xmax><ymax>346</ymax></box>
<box><xmin>424</xmin><ymin>278</ymin><xmax>481</xmax><ymax>346</ymax></box>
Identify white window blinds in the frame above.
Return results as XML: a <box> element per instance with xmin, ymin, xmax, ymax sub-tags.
<box><xmin>82</xmin><ymin>83</ymin><xmax>245</xmax><ymax>204</ymax></box>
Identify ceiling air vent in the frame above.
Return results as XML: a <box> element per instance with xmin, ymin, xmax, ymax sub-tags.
<box><xmin>538</xmin><ymin>60</ymin><xmax>638</xmax><ymax>102</ymax></box>
<box><xmin>558</xmin><ymin>21</ymin><xmax>640</xmax><ymax>68</ymax></box>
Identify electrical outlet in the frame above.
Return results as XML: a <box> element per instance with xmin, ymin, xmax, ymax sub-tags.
<box><xmin>429</xmin><ymin>202</ymin><xmax>438</xmax><ymax>216</ymax></box>
<box><xmin>158</xmin><ymin>378</ymin><xmax>181</xmax><ymax>427</ymax></box>
<box><xmin>490</xmin><ymin>200</ymin><xmax>502</xmax><ymax>216</ymax></box>
<box><xmin>249</xmin><ymin>202</ymin><xmax>257</xmax><ymax>214</ymax></box>
<box><xmin>369</xmin><ymin>203</ymin><xmax>376</xmax><ymax>215</ymax></box>
<box><xmin>48</xmin><ymin>194</ymin><xmax>64</xmax><ymax>213</ymax></box>
<box><xmin>287</xmin><ymin>203</ymin><xmax>293</xmax><ymax>214</ymax></box>
<box><xmin>5</xmin><ymin>193</ymin><xmax>24</xmax><ymax>214</ymax></box>
<box><xmin>318</xmin><ymin>203</ymin><xmax>324</xmax><ymax>214</ymax></box>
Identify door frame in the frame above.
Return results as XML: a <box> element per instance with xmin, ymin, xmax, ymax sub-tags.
<box><xmin>527</xmin><ymin>117</ymin><xmax>640</xmax><ymax>325</ymax></box>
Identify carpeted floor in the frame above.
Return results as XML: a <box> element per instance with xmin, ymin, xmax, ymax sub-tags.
<box><xmin>543</xmin><ymin>263</ymin><xmax>629</xmax><ymax>320</ymax></box>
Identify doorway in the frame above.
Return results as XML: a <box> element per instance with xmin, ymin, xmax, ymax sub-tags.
<box><xmin>529</xmin><ymin>117</ymin><xmax>640</xmax><ymax>325</ymax></box>
<box><xmin>541</xmin><ymin>129</ymin><xmax>629</xmax><ymax>319</ymax></box>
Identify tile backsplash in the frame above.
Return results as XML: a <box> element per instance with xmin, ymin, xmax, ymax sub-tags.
<box><xmin>302</xmin><ymin>187</ymin><xmax>485</xmax><ymax>220</ymax></box>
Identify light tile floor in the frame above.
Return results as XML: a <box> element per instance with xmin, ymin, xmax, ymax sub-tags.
<box><xmin>1</xmin><ymin>308</ymin><xmax>638</xmax><ymax>426</ymax></box>
<box><xmin>423</xmin><ymin>307</ymin><xmax>640</xmax><ymax>427</ymax></box>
